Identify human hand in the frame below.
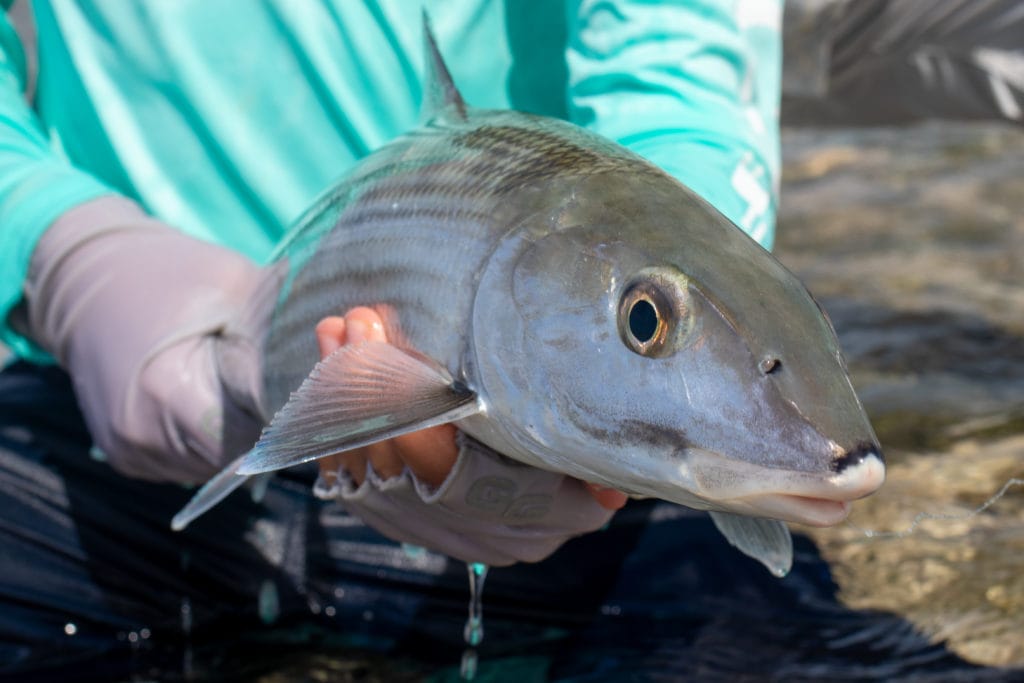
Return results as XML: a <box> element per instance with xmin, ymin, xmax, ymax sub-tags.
<box><xmin>23</xmin><ymin>196</ymin><xmax>278</xmax><ymax>482</ymax></box>
<box><xmin>312</xmin><ymin>308</ymin><xmax>462</xmax><ymax>489</ymax></box>
<box><xmin>311</xmin><ymin>306</ymin><xmax>626</xmax><ymax>566</ymax></box>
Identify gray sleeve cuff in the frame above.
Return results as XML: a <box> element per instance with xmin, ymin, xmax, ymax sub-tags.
<box><xmin>313</xmin><ymin>432</ymin><xmax>615</xmax><ymax>566</ymax></box>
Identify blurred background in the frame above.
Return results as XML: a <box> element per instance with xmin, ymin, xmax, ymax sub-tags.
<box><xmin>778</xmin><ymin>120</ymin><xmax>1024</xmax><ymax>667</ymax></box>
<box><xmin>775</xmin><ymin>2</ymin><xmax>1024</xmax><ymax>666</ymax></box>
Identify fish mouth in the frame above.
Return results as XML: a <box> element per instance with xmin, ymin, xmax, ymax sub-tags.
<box><xmin>726</xmin><ymin>494</ymin><xmax>853</xmax><ymax>527</ymax></box>
<box><xmin>682</xmin><ymin>446</ymin><xmax>886</xmax><ymax>527</ymax></box>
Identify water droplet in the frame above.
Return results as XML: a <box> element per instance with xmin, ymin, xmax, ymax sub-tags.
<box><xmin>464</xmin><ymin>616</ymin><xmax>483</xmax><ymax>647</ymax></box>
<box><xmin>128</xmin><ymin>631</ymin><xmax>139</xmax><ymax>643</ymax></box>
<box><xmin>249</xmin><ymin>473</ymin><xmax>270</xmax><ymax>503</ymax></box>
<box><xmin>309</xmin><ymin>599</ymin><xmax>322</xmax><ymax>615</ymax></box>
<box><xmin>64</xmin><ymin>623</ymin><xmax>77</xmax><ymax>636</ymax></box>
<box><xmin>89</xmin><ymin>446</ymin><xmax>107</xmax><ymax>462</ymax></box>
<box><xmin>180</xmin><ymin>597</ymin><xmax>193</xmax><ymax>634</ymax></box>
<box><xmin>140</xmin><ymin>628</ymin><xmax>151</xmax><ymax>640</ymax></box>
<box><xmin>183</xmin><ymin>645</ymin><xmax>194</xmax><ymax>682</ymax></box>
<box><xmin>180</xmin><ymin>597</ymin><xmax>195</xmax><ymax>680</ymax></box>
<box><xmin>460</xmin><ymin>649</ymin><xmax>478</xmax><ymax>681</ymax></box>
<box><xmin>463</xmin><ymin>563</ymin><xmax>488</xmax><ymax>644</ymax></box>
<box><xmin>402</xmin><ymin>543</ymin><xmax>427</xmax><ymax>558</ymax></box>
<box><xmin>334</xmin><ymin>587</ymin><xmax>346</xmax><ymax>599</ymax></box>
<box><xmin>325</xmin><ymin>605</ymin><xmax>336</xmax><ymax>617</ymax></box>
<box><xmin>258</xmin><ymin>580</ymin><xmax>280</xmax><ymax>625</ymax></box>
<box><xmin>460</xmin><ymin>562</ymin><xmax>489</xmax><ymax>679</ymax></box>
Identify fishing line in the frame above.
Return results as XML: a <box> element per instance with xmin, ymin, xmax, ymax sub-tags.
<box><xmin>845</xmin><ymin>477</ymin><xmax>1024</xmax><ymax>539</ymax></box>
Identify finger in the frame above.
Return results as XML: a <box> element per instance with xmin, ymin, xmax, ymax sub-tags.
<box><xmin>317</xmin><ymin>451</ymin><xmax>369</xmax><ymax>484</ymax></box>
<box><xmin>313</xmin><ymin>307</ymin><xmax>458</xmax><ymax>487</ymax></box>
<box><xmin>315</xmin><ymin>318</ymin><xmax>349</xmax><ymax>480</ymax></box>
<box><xmin>342</xmin><ymin>306</ymin><xmax>386</xmax><ymax>344</ymax></box>
<box><xmin>314</xmin><ymin>306</ymin><xmax>386</xmax><ymax>355</ymax></box>
<box><xmin>343</xmin><ymin>307</ymin><xmax>457</xmax><ymax>485</ymax></box>
<box><xmin>317</xmin><ymin>450</ymin><xmax>371</xmax><ymax>485</ymax></box>
<box><xmin>315</xmin><ymin>309</ymin><xmax>391</xmax><ymax>483</ymax></box>
<box><xmin>584</xmin><ymin>482</ymin><xmax>628</xmax><ymax>511</ymax></box>
<box><xmin>394</xmin><ymin>423</ymin><xmax>458</xmax><ymax>488</ymax></box>
<box><xmin>341</xmin><ymin>308</ymin><xmax>405</xmax><ymax>479</ymax></box>
<box><xmin>315</xmin><ymin>316</ymin><xmax>347</xmax><ymax>357</ymax></box>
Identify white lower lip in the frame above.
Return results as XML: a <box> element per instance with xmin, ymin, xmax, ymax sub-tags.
<box><xmin>745</xmin><ymin>494</ymin><xmax>852</xmax><ymax>526</ymax></box>
<box><xmin>683</xmin><ymin>450</ymin><xmax>885</xmax><ymax>526</ymax></box>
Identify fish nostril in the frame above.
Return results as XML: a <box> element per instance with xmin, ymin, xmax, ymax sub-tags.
<box><xmin>834</xmin><ymin>443</ymin><xmax>884</xmax><ymax>473</ymax></box>
<box><xmin>759</xmin><ymin>357</ymin><xmax>781</xmax><ymax>375</ymax></box>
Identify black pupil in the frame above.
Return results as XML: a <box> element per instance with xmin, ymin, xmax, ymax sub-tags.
<box><xmin>629</xmin><ymin>299</ymin><xmax>659</xmax><ymax>343</ymax></box>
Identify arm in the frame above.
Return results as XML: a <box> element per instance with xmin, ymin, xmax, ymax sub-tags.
<box><xmin>567</xmin><ymin>0</ymin><xmax>782</xmax><ymax>249</ymax></box>
<box><xmin>0</xmin><ymin>11</ymin><xmax>115</xmax><ymax>359</ymax></box>
<box><xmin>0</xmin><ymin>10</ymin><xmax>278</xmax><ymax>483</ymax></box>
<box><xmin>0</xmin><ymin>14</ymin><xmax>273</xmax><ymax>482</ymax></box>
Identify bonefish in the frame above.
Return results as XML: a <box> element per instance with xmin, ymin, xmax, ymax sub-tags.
<box><xmin>174</xmin><ymin>17</ymin><xmax>884</xmax><ymax>576</ymax></box>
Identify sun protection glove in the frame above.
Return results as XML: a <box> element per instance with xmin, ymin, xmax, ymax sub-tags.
<box><xmin>314</xmin><ymin>432</ymin><xmax>617</xmax><ymax>567</ymax></box>
<box><xmin>22</xmin><ymin>195</ymin><xmax>276</xmax><ymax>482</ymax></box>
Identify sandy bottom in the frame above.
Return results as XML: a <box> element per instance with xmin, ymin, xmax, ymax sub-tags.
<box><xmin>778</xmin><ymin>121</ymin><xmax>1024</xmax><ymax>667</ymax></box>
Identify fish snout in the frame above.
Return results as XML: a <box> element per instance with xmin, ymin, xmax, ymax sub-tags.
<box><xmin>735</xmin><ymin>446</ymin><xmax>885</xmax><ymax>527</ymax></box>
<box><xmin>684</xmin><ymin>444</ymin><xmax>887</xmax><ymax>528</ymax></box>
<box><xmin>830</xmin><ymin>445</ymin><xmax>886</xmax><ymax>500</ymax></box>
<box><xmin>834</xmin><ymin>442</ymin><xmax>884</xmax><ymax>473</ymax></box>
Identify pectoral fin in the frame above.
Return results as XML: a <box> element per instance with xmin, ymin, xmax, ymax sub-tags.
<box><xmin>708</xmin><ymin>511</ymin><xmax>793</xmax><ymax>578</ymax></box>
<box><xmin>171</xmin><ymin>454</ymin><xmax>272</xmax><ymax>531</ymax></box>
<box><xmin>238</xmin><ymin>341</ymin><xmax>480</xmax><ymax>475</ymax></box>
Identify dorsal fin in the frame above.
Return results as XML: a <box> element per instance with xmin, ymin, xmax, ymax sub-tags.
<box><xmin>421</xmin><ymin>10</ymin><xmax>467</xmax><ymax>124</ymax></box>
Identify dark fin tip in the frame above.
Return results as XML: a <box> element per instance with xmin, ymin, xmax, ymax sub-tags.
<box><xmin>421</xmin><ymin>9</ymin><xmax>467</xmax><ymax>122</ymax></box>
<box><xmin>834</xmin><ymin>442</ymin><xmax>884</xmax><ymax>473</ymax></box>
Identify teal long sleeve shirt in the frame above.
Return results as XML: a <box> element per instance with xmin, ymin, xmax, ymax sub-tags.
<box><xmin>0</xmin><ymin>0</ymin><xmax>781</xmax><ymax>360</ymax></box>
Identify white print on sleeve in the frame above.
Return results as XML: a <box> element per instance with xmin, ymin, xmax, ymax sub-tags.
<box><xmin>736</xmin><ymin>0</ymin><xmax>782</xmax><ymax>31</ymax></box>
<box><xmin>731</xmin><ymin>152</ymin><xmax>771</xmax><ymax>245</ymax></box>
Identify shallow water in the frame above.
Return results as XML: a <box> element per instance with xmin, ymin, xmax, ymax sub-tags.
<box><xmin>779</xmin><ymin>121</ymin><xmax>1024</xmax><ymax>669</ymax></box>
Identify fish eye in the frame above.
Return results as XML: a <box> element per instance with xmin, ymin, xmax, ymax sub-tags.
<box><xmin>629</xmin><ymin>298</ymin><xmax>659</xmax><ymax>343</ymax></box>
<box><xmin>618</xmin><ymin>269</ymin><xmax>691</xmax><ymax>357</ymax></box>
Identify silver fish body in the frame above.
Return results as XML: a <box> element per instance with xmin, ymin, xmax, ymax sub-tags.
<box><xmin>175</xmin><ymin>21</ymin><xmax>884</xmax><ymax>575</ymax></box>
<box><xmin>261</xmin><ymin>108</ymin><xmax>883</xmax><ymax>526</ymax></box>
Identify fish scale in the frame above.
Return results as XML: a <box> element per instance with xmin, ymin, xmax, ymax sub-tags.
<box><xmin>262</xmin><ymin>111</ymin><xmax>643</xmax><ymax>414</ymax></box>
